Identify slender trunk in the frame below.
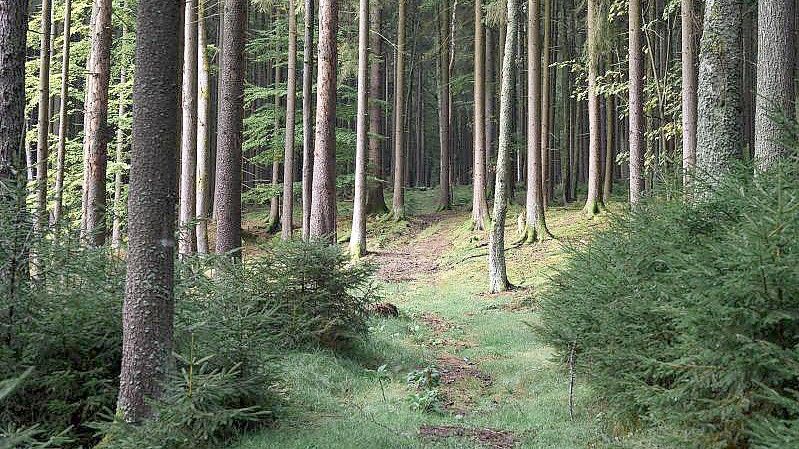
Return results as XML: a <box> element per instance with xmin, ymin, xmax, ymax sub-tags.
<box><xmin>309</xmin><ymin>0</ymin><xmax>338</xmax><ymax>241</ymax></box>
<box><xmin>754</xmin><ymin>0</ymin><xmax>795</xmax><ymax>170</ymax></box>
<box><xmin>540</xmin><ymin>0</ymin><xmax>550</xmax><ymax>208</ymax></box>
<box><xmin>522</xmin><ymin>0</ymin><xmax>552</xmax><ymax>242</ymax></box>
<box><xmin>696</xmin><ymin>0</ymin><xmax>743</xmax><ymax>186</ymax></box>
<box><xmin>111</xmin><ymin>65</ymin><xmax>126</xmax><ymax>248</ymax></box>
<box><xmin>629</xmin><ymin>0</ymin><xmax>645</xmax><ymax>205</ymax></box>
<box><xmin>214</xmin><ymin>0</ymin><xmax>247</xmax><ymax>256</ymax></box>
<box><xmin>488</xmin><ymin>0</ymin><xmax>518</xmax><ymax>294</ymax></box>
<box><xmin>391</xmin><ymin>0</ymin><xmax>407</xmax><ymax>221</ymax></box>
<box><xmin>117</xmin><ymin>0</ymin><xmax>180</xmax><ymax>423</ymax></box>
<box><xmin>603</xmin><ymin>93</ymin><xmax>614</xmax><ymax>200</ymax></box>
<box><xmin>366</xmin><ymin>2</ymin><xmax>388</xmax><ymax>214</ymax></box>
<box><xmin>268</xmin><ymin>68</ymin><xmax>282</xmax><ymax>232</ymax></box>
<box><xmin>681</xmin><ymin>0</ymin><xmax>697</xmax><ymax>184</ymax></box>
<box><xmin>196</xmin><ymin>0</ymin><xmax>211</xmax><ymax>254</ymax></box>
<box><xmin>557</xmin><ymin>0</ymin><xmax>570</xmax><ymax>204</ymax></box>
<box><xmin>35</xmin><ymin>0</ymin><xmax>52</xmax><ymax>233</ymax></box>
<box><xmin>53</xmin><ymin>0</ymin><xmax>71</xmax><ymax>226</ymax></box>
<box><xmin>301</xmin><ymin>0</ymin><xmax>315</xmax><ymax>240</ymax></box>
<box><xmin>437</xmin><ymin>1</ymin><xmax>452</xmax><ymax>210</ymax></box>
<box><xmin>583</xmin><ymin>0</ymin><xmax>603</xmax><ymax>215</ymax></box>
<box><xmin>485</xmin><ymin>27</ymin><xmax>496</xmax><ymax>196</ymax></box>
<box><xmin>281</xmin><ymin>1</ymin><xmax>298</xmax><ymax>240</ymax></box>
<box><xmin>471</xmin><ymin>0</ymin><xmax>490</xmax><ymax>230</ymax></box>
<box><xmin>349</xmin><ymin>0</ymin><xmax>369</xmax><ymax>257</ymax></box>
<box><xmin>179</xmin><ymin>0</ymin><xmax>199</xmax><ymax>256</ymax></box>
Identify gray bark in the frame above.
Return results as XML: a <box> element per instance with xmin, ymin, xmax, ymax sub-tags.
<box><xmin>349</xmin><ymin>0</ymin><xmax>369</xmax><ymax>258</ymax></box>
<box><xmin>35</xmin><ymin>0</ymin><xmax>51</xmax><ymax>233</ymax></box>
<box><xmin>367</xmin><ymin>2</ymin><xmax>388</xmax><ymax>214</ymax></box>
<box><xmin>196</xmin><ymin>0</ymin><xmax>211</xmax><ymax>254</ymax></box>
<box><xmin>179</xmin><ymin>0</ymin><xmax>199</xmax><ymax>256</ymax></box>
<box><xmin>681</xmin><ymin>0</ymin><xmax>698</xmax><ymax>185</ymax></box>
<box><xmin>282</xmin><ymin>0</ymin><xmax>298</xmax><ymax>240</ymax></box>
<box><xmin>53</xmin><ymin>0</ymin><xmax>72</xmax><ymax>225</ymax></box>
<box><xmin>437</xmin><ymin>2</ymin><xmax>452</xmax><ymax>210</ymax></box>
<box><xmin>471</xmin><ymin>0</ymin><xmax>490</xmax><ymax>231</ymax></box>
<box><xmin>629</xmin><ymin>0</ymin><xmax>645</xmax><ymax>205</ymax></box>
<box><xmin>583</xmin><ymin>0</ymin><xmax>603</xmax><ymax>215</ymax></box>
<box><xmin>111</xmin><ymin>66</ymin><xmax>126</xmax><ymax>249</ymax></box>
<box><xmin>301</xmin><ymin>0</ymin><xmax>314</xmax><ymax>240</ymax></box>
<box><xmin>391</xmin><ymin>0</ymin><xmax>407</xmax><ymax>221</ymax></box>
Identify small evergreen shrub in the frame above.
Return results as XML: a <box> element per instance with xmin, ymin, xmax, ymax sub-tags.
<box><xmin>537</xmin><ymin>162</ymin><xmax>799</xmax><ymax>448</ymax></box>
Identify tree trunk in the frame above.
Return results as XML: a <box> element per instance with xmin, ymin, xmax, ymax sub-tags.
<box><xmin>81</xmin><ymin>0</ymin><xmax>112</xmax><ymax>246</ymax></box>
<box><xmin>179</xmin><ymin>0</ymin><xmax>199</xmax><ymax>256</ymax></box>
<box><xmin>540</xmin><ymin>0</ymin><xmax>550</xmax><ymax>209</ymax></box>
<box><xmin>35</xmin><ymin>0</ymin><xmax>51</xmax><ymax>233</ymax></box>
<box><xmin>391</xmin><ymin>0</ymin><xmax>407</xmax><ymax>221</ymax></box>
<box><xmin>485</xmin><ymin>27</ymin><xmax>496</xmax><ymax>197</ymax></box>
<box><xmin>301</xmin><ymin>0</ymin><xmax>315</xmax><ymax>240</ymax></box>
<box><xmin>196</xmin><ymin>0</ymin><xmax>211</xmax><ymax>254</ymax></box>
<box><xmin>366</xmin><ymin>2</ymin><xmax>388</xmax><ymax>214</ymax></box>
<box><xmin>268</xmin><ymin>67</ymin><xmax>282</xmax><ymax>233</ymax></box>
<box><xmin>214</xmin><ymin>0</ymin><xmax>247</xmax><ymax>256</ymax></box>
<box><xmin>629</xmin><ymin>0</ymin><xmax>645</xmax><ymax>206</ymax></box>
<box><xmin>557</xmin><ymin>0</ymin><xmax>570</xmax><ymax>204</ymax></box>
<box><xmin>754</xmin><ymin>0</ymin><xmax>795</xmax><ymax>170</ymax></box>
<box><xmin>117</xmin><ymin>0</ymin><xmax>180</xmax><ymax>423</ymax></box>
<box><xmin>488</xmin><ymin>0</ymin><xmax>518</xmax><ymax>294</ymax></box>
<box><xmin>111</xmin><ymin>66</ymin><xmax>126</xmax><ymax>249</ymax></box>
<box><xmin>583</xmin><ymin>0</ymin><xmax>603</xmax><ymax>215</ymax></box>
<box><xmin>437</xmin><ymin>1</ymin><xmax>452</xmax><ymax>210</ymax></box>
<box><xmin>603</xmin><ymin>93</ymin><xmax>614</xmax><ymax>200</ymax></box>
<box><xmin>696</xmin><ymin>0</ymin><xmax>742</xmax><ymax>186</ymax></box>
<box><xmin>471</xmin><ymin>0</ymin><xmax>490</xmax><ymax>231</ymax></box>
<box><xmin>309</xmin><ymin>0</ymin><xmax>338</xmax><ymax>241</ymax></box>
<box><xmin>53</xmin><ymin>0</ymin><xmax>71</xmax><ymax>226</ymax></box>
<box><xmin>681</xmin><ymin>0</ymin><xmax>697</xmax><ymax>185</ymax></box>
<box><xmin>522</xmin><ymin>0</ymin><xmax>552</xmax><ymax>242</ymax></box>
<box><xmin>281</xmin><ymin>0</ymin><xmax>298</xmax><ymax>240</ymax></box>
<box><xmin>349</xmin><ymin>0</ymin><xmax>369</xmax><ymax>258</ymax></box>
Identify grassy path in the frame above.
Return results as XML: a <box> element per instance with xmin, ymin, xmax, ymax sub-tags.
<box><xmin>234</xmin><ymin>201</ymin><xmax>615</xmax><ymax>448</ymax></box>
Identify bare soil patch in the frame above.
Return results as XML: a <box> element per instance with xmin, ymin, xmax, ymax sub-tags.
<box><xmin>436</xmin><ymin>353</ymin><xmax>493</xmax><ymax>414</ymax></box>
<box><xmin>419</xmin><ymin>425</ymin><xmax>518</xmax><ymax>449</ymax></box>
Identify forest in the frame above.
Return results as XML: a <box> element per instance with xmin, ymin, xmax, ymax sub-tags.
<box><xmin>0</xmin><ymin>0</ymin><xmax>797</xmax><ymax>447</ymax></box>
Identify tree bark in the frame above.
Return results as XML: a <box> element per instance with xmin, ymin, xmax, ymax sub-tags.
<box><xmin>681</xmin><ymin>0</ymin><xmax>697</xmax><ymax>185</ymax></box>
<box><xmin>603</xmin><ymin>93</ymin><xmax>614</xmax><ymax>200</ymax></box>
<box><xmin>35</xmin><ymin>0</ymin><xmax>51</xmax><ymax>233</ymax></box>
<box><xmin>696</xmin><ymin>0</ymin><xmax>742</xmax><ymax>186</ymax></box>
<box><xmin>754</xmin><ymin>0</ymin><xmax>795</xmax><ymax>170</ymax></box>
<box><xmin>391</xmin><ymin>0</ymin><xmax>407</xmax><ymax>221</ymax></box>
<box><xmin>471</xmin><ymin>0</ymin><xmax>490</xmax><ymax>231</ymax></box>
<box><xmin>629</xmin><ymin>0</ymin><xmax>645</xmax><ymax>206</ymax></box>
<box><xmin>540</xmin><ymin>0</ymin><xmax>551</xmax><ymax>208</ymax></box>
<box><xmin>309</xmin><ymin>0</ymin><xmax>338</xmax><ymax>241</ymax></box>
<box><xmin>557</xmin><ymin>0</ymin><xmax>570</xmax><ymax>204</ymax></box>
<box><xmin>488</xmin><ymin>0</ymin><xmax>517</xmax><ymax>294</ymax></box>
<box><xmin>367</xmin><ymin>2</ymin><xmax>388</xmax><ymax>214</ymax></box>
<box><xmin>117</xmin><ymin>0</ymin><xmax>179</xmax><ymax>423</ymax></box>
<box><xmin>437</xmin><ymin>1</ymin><xmax>452</xmax><ymax>210</ymax></box>
<box><xmin>196</xmin><ymin>0</ymin><xmax>211</xmax><ymax>254</ymax></box>
<box><xmin>53</xmin><ymin>0</ymin><xmax>72</xmax><ymax>225</ymax></box>
<box><xmin>268</xmin><ymin>67</ymin><xmax>282</xmax><ymax>233</ymax></box>
<box><xmin>111</xmin><ymin>66</ymin><xmax>126</xmax><ymax>249</ymax></box>
<box><xmin>301</xmin><ymin>0</ymin><xmax>314</xmax><ymax>240</ymax></box>
<box><xmin>583</xmin><ymin>0</ymin><xmax>603</xmax><ymax>215</ymax></box>
<box><xmin>522</xmin><ymin>0</ymin><xmax>552</xmax><ymax>242</ymax></box>
<box><xmin>178</xmin><ymin>0</ymin><xmax>199</xmax><ymax>255</ymax></box>
<box><xmin>281</xmin><ymin>0</ymin><xmax>298</xmax><ymax>240</ymax></box>
<box><xmin>349</xmin><ymin>0</ymin><xmax>369</xmax><ymax>258</ymax></box>
<box><xmin>81</xmin><ymin>0</ymin><xmax>112</xmax><ymax>246</ymax></box>
<box><xmin>485</xmin><ymin>27</ymin><xmax>496</xmax><ymax>197</ymax></box>
<box><xmin>214</xmin><ymin>0</ymin><xmax>247</xmax><ymax>256</ymax></box>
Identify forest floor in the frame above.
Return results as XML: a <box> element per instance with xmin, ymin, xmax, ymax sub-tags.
<box><xmin>234</xmin><ymin>188</ymin><xmax>640</xmax><ymax>449</ymax></box>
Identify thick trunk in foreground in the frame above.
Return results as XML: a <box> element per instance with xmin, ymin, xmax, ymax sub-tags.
<box><xmin>35</xmin><ymin>0</ymin><xmax>51</xmax><ymax>233</ymax></box>
<box><xmin>81</xmin><ymin>0</ymin><xmax>113</xmax><ymax>246</ymax></box>
<box><xmin>437</xmin><ymin>2</ymin><xmax>452</xmax><ymax>210</ymax></box>
<box><xmin>179</xmin><ymin>0</ymin><xmax>199</xmax><ymax>256</ymax></box>
<box><xmin>367</xmin><ymin>3</ymin><xmax>388</xmax><ymax>215</ymax></box>
<box><xmin>754</xmin><ymin>0</ymin><xmax>795</xmax><ymax>170</ymax></box>
<box><xmin>301</xmin><ymin>0</ymin><xmax>315</xmax><ymax>240</ymax></box>
<box><xmin>196</xmin><ymin>0</ymin><xmax>211</xmax><ymax>254</ymax></box>
<box><xmin>214</xmin><ymin>0</ymin><xmax>247</xmax><ymax>255</ymax></box>
<box><xmin>349</xmin><ymin>0</ymin><xmax>369</xmax><ymax>258</ymax></box>
<box><xmin>391</xmin><ymin>0</ymin><xmax>407</xmax><ymax>221</ymax></box>
<box><xmin>629</xmin><ymin>0</ymin><xmax>645</xmax><ymax>206</ymax></box>
<box><xmin>582</xmin><ymin>0</ymin><xmax>603</xmax><ymax>215</ymax></box>
<box><xmin>117</xmin><ymin>0</ymin><xmax>179</xmax><ymax>423</ymax></box>
<box><xmin>53</xmin><ymin>0</ymin><xmax>71</xmax><ymax>225</ymax></box>
<box><xmin>488</xmin><ymin>0</ymin><xmax>518</xmax><ymax>294</ymax></box>
<box><xmin>281</xmin><ymin>0</ymin><xmax>298</xmax><ymax>240</ymax></box>
<box><xmin>471</xmin><ymin>0</ymin><xmax>490</xmax><ymax>231</ymax></box>
<box><xmin>696</xmin><ymin>0</ymin><xmax>742</xmax><ymax>186</ymax></box>
<box><xmin>309</xmin><ymin>0</ymin><xmax>338</xmax><ymax>241</ymax></box>
<box><xmin>681</xmin><ymin>0</ymin><xmax>697</xmax><ymax>185</ymax></box>
<box><xmin>521</xmin><ymin>0</ymin><xmax>553</xmax><ymax>242</ymax></box>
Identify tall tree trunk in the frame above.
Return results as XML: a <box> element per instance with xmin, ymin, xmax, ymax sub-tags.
<box><xmin>391</xmin><ymin>0</ymin><xmax>407</xmax><ymax>221</ymax></box>
<box><xmin>309</xmin><ymin>0</ymin><xmax>338</xmax><ymax>241</ymax></box>
<box><xmin>366</xmin><ymin>2</ymin><xmax>388</xmax><ymax>214</ymax></box>
<box><xmin>349</xmin><ymin>0</ymin><xmax>369</xmax><ymax>258</ymax></box>
<box><xmin>117</xmin><ymin>0</ymin><xmax>180</xmax><ymax>423</ymax></box>
<box><xmin>437</xmin><ymin>1</ymin><xmax>452</xmax><ymax>210</ymax></box>
<box><xmin>488</xmin><ymin>0</ymin><xmax>517</xmax><ymax>294</ymax></box>
<box><xmin>681</xmin><ymin>0</ymin><xmax>697</xmax><ymax>185</ymax></box>
<box><xmin>557</xmin><ymin>0</ymin><xmax>570</xmax><ymax>204</ymax></box>
<box><xmin>179</xmin><ymin>0</ymin><xmax>199</xmax><ymax>256</ymax></box>
<box><xmin>522</xmin><ymin>0</ymin><xmax>552</xmax><ymax>242</ymax></box>
<box><xmin>53</xmin><ymin>0</ymin><xmax>71</xmax><ymax>226</ymax></box>
<box><xmin>696</xmin><ymin>0</ymin><xmax>742</xmax><ymax>186</ymax></box>
<box><xmin>471</xmin><ymin>0</ymin><xmax>490</xmax><ymax>230</ymax></box>
<box><xmin>540</xmin><ymin>0</ymin><xmax>550</xmax><ymax>209</ymax></box>
<box><xmin>603</xmin><ymin>93</ymin><xmax>614</xmax><ymax>200</ymax></box>
<box><xmin>583</xmin><ymin>0</ymin><xmax>603</xmax><ymax>215</ymax></box>
<box><xmin>754</xmin><ymin>0</ymin><xmax>795</xmax><ymax>170</ymax></box>
<box><xmin>268</xmin><ymin>68</ymin><xmax>282</xmax><ymax>232</ymax></box>
<box><xmin>196</xmin><ymin>0</ymin><xmax>211</xmax><ymax>254</ymax></box>
<box><xmin>81</xmin><ymin>0</ymin><xmax>112</xmax><ymax>246</ymax></box>
<box><xmin>485</xmin><ymin>27</ymin><xmax>496</xmax><ymax>197</ymax></box>
<box><xmin>111</xmin><ymin>66</ymin><xmax>126</xmax><ymax>248</ymax></box>
<box><xmin>35</xmin><ymin>0</ymin><xmax>51</xmax><ymax>233</ymax></box>
<box><xmin>214</xmin><ymin>0</ymin><xmax>246</xmax><ymax>256</ymax></box>
<box><xmin>281</xmin><ymin>0</ymin><xmax>298</xmax><ymax>240</ymax></box>
<box><xmin>629</xmin><ymin>0</ymin><xmax>645</xmax><ymax>206</ymax></box>
<box><xmin>301</xmin><ymin>0</ymin><xmax>315</xmax><ymax>240</ymax></box>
